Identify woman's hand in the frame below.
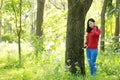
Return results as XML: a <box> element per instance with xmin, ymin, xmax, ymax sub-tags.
<box><xmin>84</xmin><ymin>43</ymin><xmax>87</xmax><ymax>48</ymax></box>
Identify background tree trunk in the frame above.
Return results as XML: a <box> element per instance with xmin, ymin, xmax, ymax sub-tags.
<box><xmin>119</xmin><ymin>10</ymin><xmax>120</xmax><ymax>42</ymax></box>
<box><xmin>114</xmin><ymin>0</ymin><xmax>120</xmax><ymax>42</ymax></box>
<box><xmin>100</xmin><ymin>0</ymin><xmax>108</xmax><ymax>52</ymax></box>
<box><xmin>30</xmin><ymin>0</ymin><xmax>36</xmax><ymax>34</ymax></box>
<box><xmin>118</xmin><ymin>0</ymin><xmax>120</xmax><ymax>41</ymax></box>
<box><xmin>66</xmin><ymin>0</ymin><xmax>93</xmax><ymax>75</ymax></box>
<box><xmin>36</xmin><ymin>0</ymin><xmax>45</xmax><ymax>37</ymax></box>
<box><xmin>0</xmin><ymin>0</ymin><xmax>3</xmax><ymax>41</ymax></box>
<box><xmin>18</xmin><ymin>0</ymin><xmax>22</xmax><ymax>66</ymax></box>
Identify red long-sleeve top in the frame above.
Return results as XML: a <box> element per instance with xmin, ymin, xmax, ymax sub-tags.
<box><xmin>85</xmin><ymin>26</ymin><xmax>101</xmax><ymax>49</ymax></box>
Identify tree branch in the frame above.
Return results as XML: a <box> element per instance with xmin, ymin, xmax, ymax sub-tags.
<box><xmin>83</xmin><ymin>0</ymin><xmax>93</xmax><ymax>14</ymax></box>
<box><xmin>0</xmin><ymin>0</ymin><xmax>3</xmax><ymax>9</ymax></box>
<box><xmin>11</xmin><ymin>1</ymin><xmax>18</xmax><ymax>34</ymax></box>
<box><xmin>49</xmin><ymin>0</ymin><xmax>62</xmax><ymax>10</ymax></box>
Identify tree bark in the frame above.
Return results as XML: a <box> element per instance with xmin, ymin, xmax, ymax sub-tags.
<box><xmin>119</xmin><ymin>12</ymin><xmax>120</xmax><ymax>42</ymax></box>
<box><xmin>66</xmin><ymin>0</ymin><xmax>93</xmax><ymax>75</ymax></box>
<box><xmin>118</xmin><ymin>0</ymin><xmax>120</xmax><ymax>41</ymax></box>
<box><xmin>18</xmin><ymin>0</ymin><xmax>22</xmax><ymax>66</ymax></box>
<box><xmin>114</xmin><ymin>0</ymin><xmax>120</xmax><ymax>42</ymax></box>
<box><xmin>0</xmin><ymin>0</ymin><xmax>3</xmax><ymax>41</ymax></box>
<box><xmin>100</xmin><ymin>0</ymin><xmax>108</xmax><ymax>52</ymax></box>
<box><xmin>36</xmin><ymin>0</ymin><xmax>45</xmax><ymax>37</ymax></box>
<box><xmin>0</xmin><ymin>10</ymin><xmax>2</xmax><ymax>41</ymax></box>
<box><xmin>30</xmin><ymin>0</ymin><xmax>36</xmax><ymax>34</ymax></box>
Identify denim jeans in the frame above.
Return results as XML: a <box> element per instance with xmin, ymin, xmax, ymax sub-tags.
<box><xmin>86</xmin><ymin>48</ymin><xmax>98</xmax><ymax>75</ymax></box>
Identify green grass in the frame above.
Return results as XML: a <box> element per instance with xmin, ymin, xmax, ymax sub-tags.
<box><xmin>0</xmin><ymin>42</ymin><xmax>120</xmax><ymax>80</ymax></box>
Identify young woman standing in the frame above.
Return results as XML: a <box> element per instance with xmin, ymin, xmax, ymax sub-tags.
<box><xmin>84</xmin><ymin>18</ymin><xmax>101</xmax><ymax>76</ymax></box>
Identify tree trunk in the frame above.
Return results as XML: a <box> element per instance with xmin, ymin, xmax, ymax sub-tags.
<box><xmin>0</xmin><ymin>11</ymin><xmax>2</xmax><ymax>41</ymax></box>
<box><xmin>114</xmin><ymin>0</ymin><xmax>120</xmax><ymax>42</ymax></box>
<box><xmin>36</xmin><ymin>0</ymin><xmax>45</xmax><ymax>37</ymax></box>
<box><xmin>100</xmin><ymin>0</ymin><xmax>108</xmax><ymax>52</ymax></box>
<box><xmin>113</xmin><ymin>0</ymin><xmax>120</xmax><ymax>53</ymax></box>
<box><xmin>30</xmin><ymin>0</ymin><xmax>36</xmax><ymax>34</ymax></box>
<box><xmin>118</xmin><ymin>0</ymin><xmax>120</xmax><ymax>41</ymax></box>
<box><xmin>119</xmin><ymin>12</ymin><xmax>120</xmax><ymax>42</ymax></box>
<box><xmin>66</xmin><ymin>0</ymin><xmax>93</xmax><ymax>75</ymax></box>
<box><xmin>18</xmin><ymin>0</ymin><xmax>22</xmax><ymax>66</ymax></box>
<box><xmin>0</xmin><ymin>0</ymin><xmax>3</xmax><ymax>41</ymax></box>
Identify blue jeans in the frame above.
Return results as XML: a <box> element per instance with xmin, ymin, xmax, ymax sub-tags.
<box><xmin>86</xmin><ymin>48</ymin><xmax>98</xmax><ymax>75</ymax></box>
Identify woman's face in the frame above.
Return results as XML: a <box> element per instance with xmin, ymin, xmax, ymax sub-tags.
<box><xmin>89</xmin><ymin>21</ymin><xmax>95</xmax><ymax>28</ymax></box>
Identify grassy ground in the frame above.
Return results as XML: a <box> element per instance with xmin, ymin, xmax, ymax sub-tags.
<box><xmin>0</xmin><ymin>42</ymin><xmax>120</xmax><ymax>80</ymax></box>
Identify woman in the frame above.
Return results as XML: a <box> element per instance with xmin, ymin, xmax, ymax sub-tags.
<box><xmin>84</xmin><ymin>18</ymin><xmax>101</xmax><ymax>76</ymax></box>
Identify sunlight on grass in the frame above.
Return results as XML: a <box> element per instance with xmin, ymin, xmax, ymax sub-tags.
<box><xmin>0</xmin><ymin>41</ymin><xmax>120</xmax><ymax>80</ymax></box>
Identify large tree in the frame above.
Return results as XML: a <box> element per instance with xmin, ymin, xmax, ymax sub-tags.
<box><xmin>36</xmin><ymin>0</ymin><xmax>45</xmax><ymax>37</ymax></box>
<box><xmin>100</xmin><ymin>0</ymin><xmax>108</xmax><ymax>52</ymax></box>
<box><xmin>66</xmin><ymin>0</ymin><xmax>93</xmax><ymax>75</ymax></box>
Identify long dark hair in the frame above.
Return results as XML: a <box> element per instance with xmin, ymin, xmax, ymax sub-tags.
<box><xmin>86</xmin><ymin>18</ymin><xmax>95</xmax><ymax>33</ymax></box>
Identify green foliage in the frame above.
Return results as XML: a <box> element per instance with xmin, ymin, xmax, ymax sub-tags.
<box><xmin>2</xmin><ymin>34</ymin><xmax>16</xmax><ymax>42</ymax></box>
<box><xmin>106</xmin><ymin>0</ymin><xmax>117</xmax><ymax>17</ymax></box>
<box><xmin>96</xmin><ymin>51</ymin><xmax>120</xmax><ymax>80</ymax></box>
<box><xmin>2</xmin><ymin>0</ymin><xmax>33</xmax><ymax>42</ymax></box>
<box><xmin>3</xmin><ymin>59</ymin><xmax>20</xmax><ymax>69</ymax></box>
<box><xmin>30</xmin><ymin>35</ymin><xmax>45</xmax><ymax>57</ymax></box>
<box><xmin>105</xmin><ymin>41</ymin><xmax>120</xmax><ymax>53</ymax></box>
<box><xmin>0</xmin><ymin>41</ymin><xmax>120</xmax><ymax>80</ymax></box>
<box><xmin>105</xmin><ymin>15</ymin><xmax>115</xmax><ymax>37</ymax></box>
<box><xmin>0</xmin><ymin>0</ymin><xmax>119</xmax><ymax>80</ymax></box>
<box><xmin>3</xmin><ymin>0</ymin><xmax>32</xmax><ymax>13</ymax></box>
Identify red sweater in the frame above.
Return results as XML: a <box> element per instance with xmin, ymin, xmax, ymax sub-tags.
<box><xmin>85</xmin><ymin>26</ymin><xmax>101</xmax><ymax>49</ymax></box>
